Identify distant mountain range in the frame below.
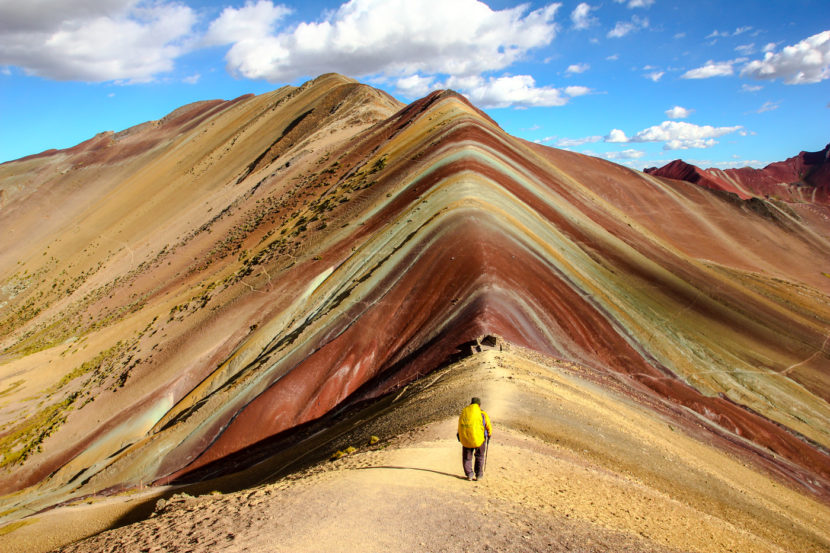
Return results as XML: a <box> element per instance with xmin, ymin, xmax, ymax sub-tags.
<box><xmin>645</xmin><ymin>143</ymin><xmax>830</xmax><ymax>204</ymax></box>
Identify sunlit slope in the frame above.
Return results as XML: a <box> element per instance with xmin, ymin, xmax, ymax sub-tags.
<box><xmin>0</xmin><ymin>73</ymin><xmax>403</xmax><ymax>499</ymax></box>
<box><xmin>0</xmin><ymin>75</ymin><xmax>828</xmax><ymax>525</ymax></box>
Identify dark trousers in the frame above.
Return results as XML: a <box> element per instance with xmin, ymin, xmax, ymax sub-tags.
<box><xmin>462</xmin><ymin>442</ymin><xmax>486</xmax><ymax>477</ymax></box>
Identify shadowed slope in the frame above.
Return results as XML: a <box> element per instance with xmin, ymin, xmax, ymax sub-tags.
<box><xmin>0</xmin><ymin>76</ymin><xmax>828</xmax><ymax>538</ymax></box>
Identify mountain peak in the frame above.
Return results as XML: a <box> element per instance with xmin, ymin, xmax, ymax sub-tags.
<box><xmin>1</xmin><ymin>75</ymin><xmax>829</xmax><ymax>552</ymax></box>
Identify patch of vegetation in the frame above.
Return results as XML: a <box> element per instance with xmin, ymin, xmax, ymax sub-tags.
<box><xmin>370</xmin><ymin>156</ymin><xmax>387</xmax><ymax>173</ymax></box>
<box><xmin>330</xmin><ymin>445</ymin><xmax>357</xmax><ymax>460</ymax></box>
<box><xmin>53</xmin><ymin>343</ymin><xmax>124</xmax><ymax>391</ymax></box>
<box><xmin>0</xmin><ymin>392</ymin><xmax>80</xmax><ymax>467</ymax></box>
<box><xmin>0</xmin><ymin>316</ymin><xmax>158</xmax><ymax>468</ymax></box>
<box><xmin>0</xmin><ymin>519</ymin><xmax>34</xmax><ymax>537</ymax></box>
<box><xmin>0</xmin><ymin>380</ymin><xmax>24</xmax><ymax>400</ymax></box>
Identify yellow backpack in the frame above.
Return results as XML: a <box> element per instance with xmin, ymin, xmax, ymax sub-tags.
<box><xmin>458</xmin><ymin>403</ymin><xmax>487</xmax><ymax>448</ymax></box>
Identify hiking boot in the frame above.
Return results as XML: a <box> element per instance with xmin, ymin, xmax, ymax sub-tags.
<box><xmin>466</xmin><ymin>474</ymin><xmax>475</xmax><ymax>481</ymax></box>
<box><xmin>476</xmin><ymin>473</ymin><xmax>484</xmax><ymax>481</ymax></box>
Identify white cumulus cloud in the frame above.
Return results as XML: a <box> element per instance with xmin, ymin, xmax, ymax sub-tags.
<box><xmin>681</xmin><ymin>60</ymin><xmax>734</xmax><ymax>79</ymax></box>
<box><xmin>215</xmin><ymin>0</ymin><xmax>562</xmax><ymax>82</ymax></box>
<box><xmin>204</xmin><ymin>1</ymin><xmax>292</xmax><ymax>45</ymax></box>
<box><xmin>645</xmin><ymin>70</ymin><xmax>664</xmax><ymax>82</ymax></box>
<box><xmin>397</xmin><ymin>73</ymin><xmax>583</xmax><ymax>108</ymax></box>
<box><xmin>0</xmin><ymin>0</ymin><xmax>196</xmax><ymax>82</ymax></box>
<box><xmin>395</xmin><ymin>73</ymin><xmax>583</xmax><ymax>109</ymax></box>
<box><xmin>665</xmin><ymin>106</ymin><xmax>692</xmax><ymax>119</ymax></box>
<box><xmin>451</xmin><ymin>74</ymin><xmax>569</xmax><ymax>108</ymax></box>
<box><xmin>571</xmin><ymin>2</ymin><xmax>598</xmax><ymax>30</ymax></box>
<box><xmin>628</xmin><ymin>121</ymin><xmax>742</xmax><ymax>149</ymax></box>
<box><xmin>741</xmin><ymin>30</ymin><xmax>830</xmax><ymax>84</ymax></box>
<box><xmin>606</xmin><ymin>129</ymin><xmax>629</xmax><ymax>143</ymax></box>
<box><xmin>395</xmin><ymin>74</ymin><xmax>436</xmax><ymax>97</ymax></box>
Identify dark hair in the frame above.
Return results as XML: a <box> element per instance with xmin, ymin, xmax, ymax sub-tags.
<box><xmin>471</xmin><ymin>397</ymin><xmax>481</xmax><ymax>405</ymax></box>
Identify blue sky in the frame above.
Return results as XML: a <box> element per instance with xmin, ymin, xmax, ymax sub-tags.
<box><xmin>1</xmin><ymin>0</ymin><xmax>828</xmax><ymax>169</ymax></box>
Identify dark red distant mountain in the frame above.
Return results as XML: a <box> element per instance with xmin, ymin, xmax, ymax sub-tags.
<box><xmin>645</xmin><ymin>143</ymin><xmax>830</xmax><ymax>204</ymax></box>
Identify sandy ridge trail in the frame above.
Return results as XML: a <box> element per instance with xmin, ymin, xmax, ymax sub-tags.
<box><xmin>4</xmin><ymin>349</ymin><xmax>830</xmax><ymax>552</ymax></box>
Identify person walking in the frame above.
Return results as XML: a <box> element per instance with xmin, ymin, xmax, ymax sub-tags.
<box><xmin>457</xmin><ymin>397</ymin><xmax>492</xmax><ymax>481</ymax></box>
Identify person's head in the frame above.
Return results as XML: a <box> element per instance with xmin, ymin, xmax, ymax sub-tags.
<box><xmin>471</xmin><ymin>397</ymin><xmax>481</xmax><ymax>406</ymax></box>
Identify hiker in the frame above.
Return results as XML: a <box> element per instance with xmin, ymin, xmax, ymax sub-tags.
<box><xmin>456</xmin><ymin>397</ymin><xmax>492</xmax><ymax>481</ymax></box>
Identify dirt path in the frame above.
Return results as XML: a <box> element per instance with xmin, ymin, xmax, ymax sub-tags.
<box><xmin>4</xmin><ymin>349</ymin><xmax>829</xmax><ymax>552</ymax></box>
<box><xmin>47</xmin><ymin>421</ymin><xmax>681</xmax><ymax>553</ymax></box>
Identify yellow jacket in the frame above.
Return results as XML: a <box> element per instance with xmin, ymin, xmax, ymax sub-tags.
<box><xmin>457</xmin><ymin>403</ymin><xmax>492</xmax><ymax>448</ymax></box>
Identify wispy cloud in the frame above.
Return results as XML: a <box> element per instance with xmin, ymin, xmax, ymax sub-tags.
<box><xmin>614</xmin><ymin>0</ymin><xmax>654</xmax><ymax>8</ymax></box>
<box><xmin>707</xmin><ymin>26</ymin><xmax>753</xmax><ymax>40</ymax></box>
<box><xmin>681</xmin><ymin>60</ymin><xmax>734</xmax><ymax>79</ymax></box>
<box><xmin>605</xmin><ymin>148</ymin><xmax>646</xmax><ymax>159</ymax></box>
<box><xmin>608</xmin><ymin>16</ymin><xmax>649</xmax><ymax>38</ymax></box>
<box><xmin>706</xmin><ymin>30</ymin><xmax>731</xmax><ymax>40</ymax></box>
<box><xmin>687</xmin><ymin>157</ymin><xmax>769</xmax><ymax>169</ymax></box>
<box><xmin>756</xmin><ymin>100</ymin><xmax>780</xmax><ymax>113</ymax></box>
<box><xmin>556</xmin><ymin>135</ymin><xmax>603</xmax><ymax>147</ymax></box>
<box><xmin>735</xmin><ymin>43</ymin><xmax>756</xmax><ymax>55</ymax></box>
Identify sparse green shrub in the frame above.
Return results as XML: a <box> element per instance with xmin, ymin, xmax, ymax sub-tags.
<box><xmin>370</xmin><ymin>157</ymin><xmax>386</xmax><ymax>173</ymax></box>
